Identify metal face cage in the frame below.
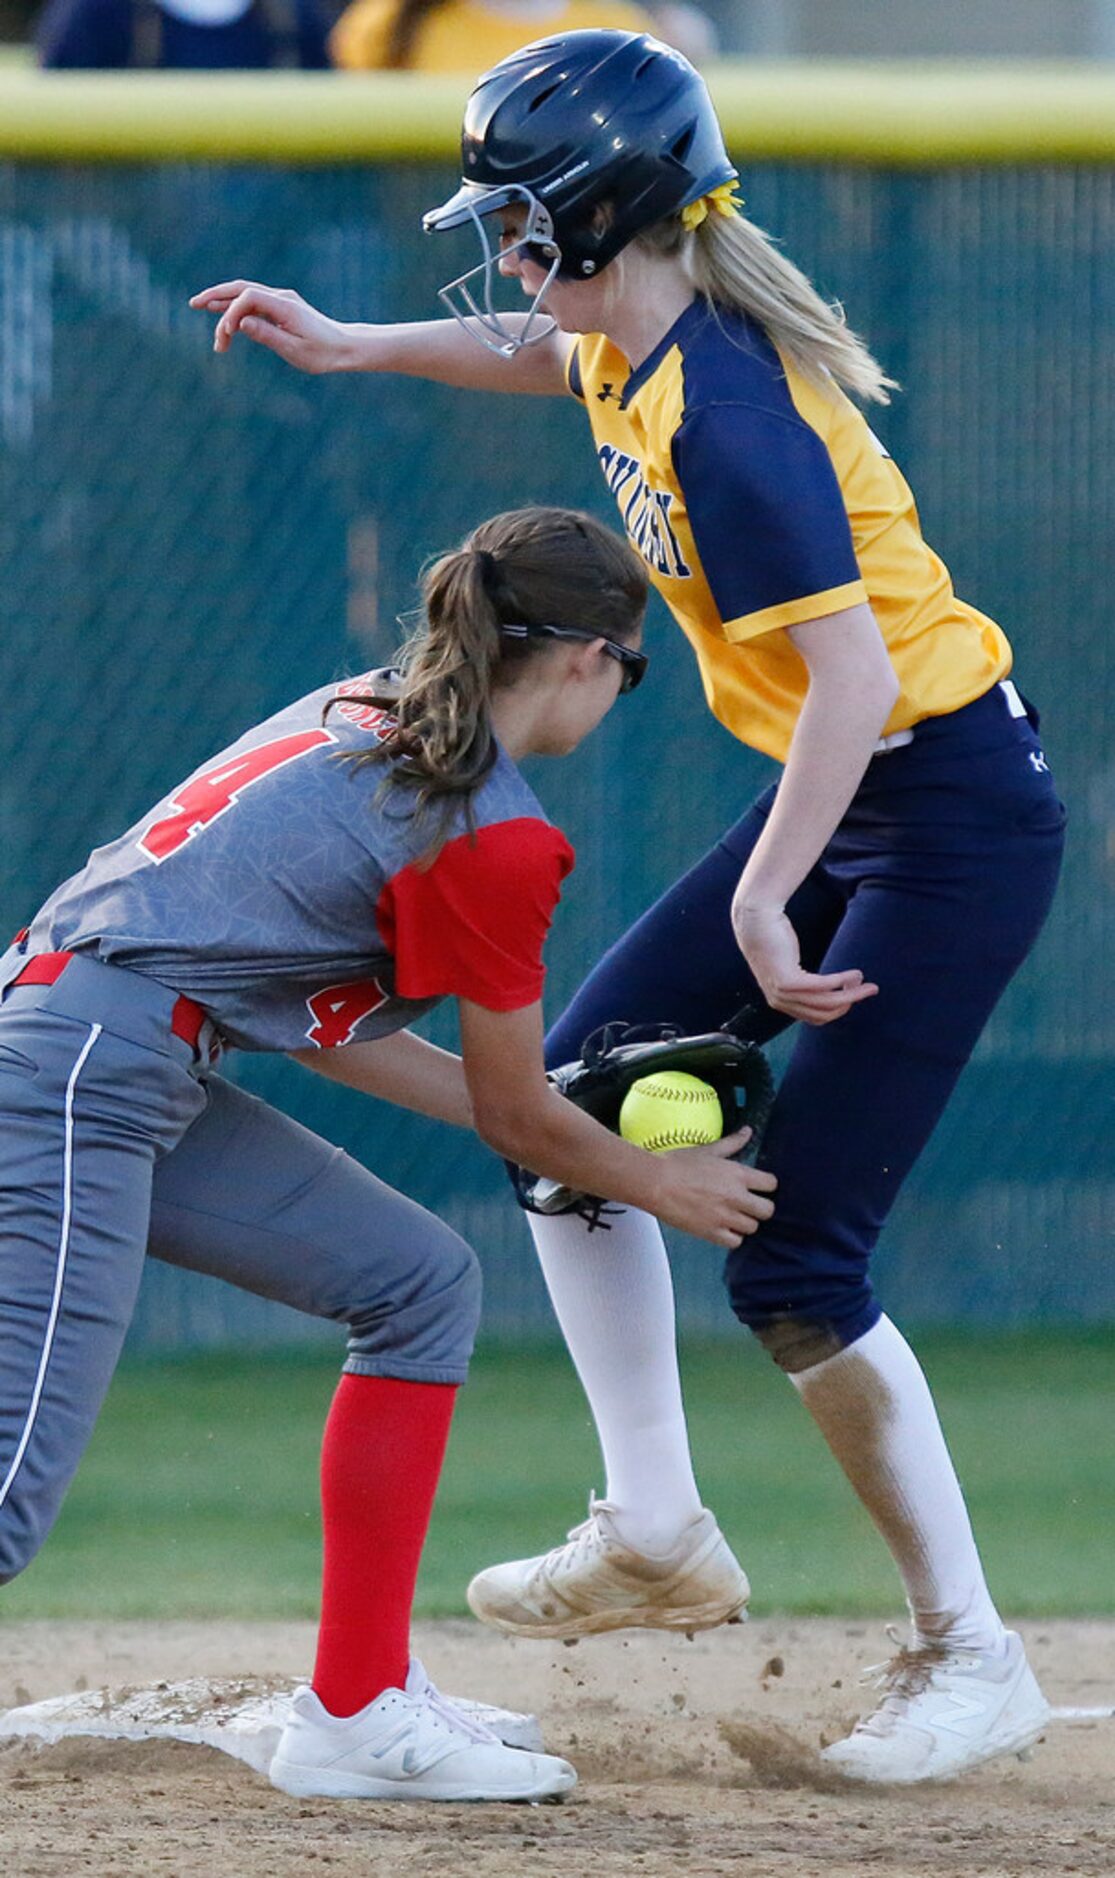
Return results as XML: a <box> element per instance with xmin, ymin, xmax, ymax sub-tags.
<box><xmin>425</xmin><ymin>187</ymin><xmax>562</xmax><ymax>357</ymax></box>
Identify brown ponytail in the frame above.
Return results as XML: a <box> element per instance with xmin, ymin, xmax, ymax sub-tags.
<box><xmin>329</xmin><ymin>505</ymin><xmax>646</xmax><ymax>853</ymax></box>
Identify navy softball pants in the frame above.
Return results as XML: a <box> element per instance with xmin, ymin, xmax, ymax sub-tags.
<box><xmin>544</xmin><ymin>681</ymin><xmax>1066</xmax><ymax>1361</ymax></box>
<box><xmin>0</xmin><ymin>953</ymin><xmax>481</xmax><ymax>1585</ymax></box>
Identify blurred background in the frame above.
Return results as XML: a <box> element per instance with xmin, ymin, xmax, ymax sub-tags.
<box><xmin>1</xmin><ymin>45</ymin><xmax>1113</xmax><ymax>1357</ymax></box>
<box><xmin>9</xmin><ymin>0</ymin><xmax>1115</xmax><ymax>56</ymax></box>
<box><xmin>0</xmin><ymin>14</ymin><xmax>1111</xmax><ymax>1625</ymax></box>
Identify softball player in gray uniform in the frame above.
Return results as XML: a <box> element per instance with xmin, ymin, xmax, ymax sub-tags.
<box><xmin>0</xmin><ymin>503</ymin><xmax>777</xmax><ymax>1803</ymax></box>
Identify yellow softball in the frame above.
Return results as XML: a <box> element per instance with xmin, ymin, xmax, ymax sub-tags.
<box><xmin>618</xmin><ymin>1072</ymin><xmax>723</xmax><ymax>1152</ymax></box>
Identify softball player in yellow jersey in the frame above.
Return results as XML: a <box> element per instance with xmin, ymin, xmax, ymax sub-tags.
<box><xmin>569</xmin><ymin>322</ymin><xmax>1012</xmax><ymax>762</ymax></box>
<box><xmin>193</xmin><ymin>29</ymin><xmax>1066</xmax><ymax>1786</ymax></box>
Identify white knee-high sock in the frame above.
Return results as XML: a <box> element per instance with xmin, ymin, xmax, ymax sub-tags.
<box><xmin>527</xmin><ymin>1208</ymin><xmax>703</xmax><ymax>1552</ymax></box>
<box><xmin>789</xmin><ymin>1313</ymin><xmax>1006</xmax><ymax>1653</ymax></box>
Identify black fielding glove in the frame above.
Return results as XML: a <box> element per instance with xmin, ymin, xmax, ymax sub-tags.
<box><xmin>511</xmin><ymin>1020</ymin><xmax>775</xmax><ymax>1225</ymax></box>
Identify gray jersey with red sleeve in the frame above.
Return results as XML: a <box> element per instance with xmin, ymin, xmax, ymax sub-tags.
<box><xmin>20</xmin><ymin>673</ymin><xmax>575</xmax><ymax>1051</ymax></box>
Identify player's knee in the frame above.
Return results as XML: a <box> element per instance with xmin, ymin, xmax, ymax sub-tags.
<box><xmin>433</xmin><ymin>1233</ymin><xmax>483</xmax><ymax>1355</ymax></box>
<box><xmin>0</xmin><ymin>1513</ymin><xmax>42</xmax><ymax>1586</ymax></box>
<box><xmin>725</xmin><ymin>1243</ymin><xmax>878</xmax><ymax>1374</ymax></box>
<box><xmin>749</xmin><ymin>1314</ymin><xmax>851</xmax><ymax>1374</ymax></box>
<box><xmin>346</xmin><ymin>1226</ymin><xmax>482</xmax><ymax>1379</ymax></box>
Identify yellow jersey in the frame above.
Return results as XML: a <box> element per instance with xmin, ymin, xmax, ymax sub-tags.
<box><xmin>330</xmin><ymin>0</ymin><xmax>654</xmax><ymax>72</ymax></box>
<box><xmin>569</xmin><ymin>299</ymin><xmax>1012</xmax><ymax>764</ymax></box>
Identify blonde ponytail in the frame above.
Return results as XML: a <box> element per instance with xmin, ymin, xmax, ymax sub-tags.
<box><xmin>638</xmin><ymin>209</ymin><xmax>897</xmax><ymax>405</ymax></box>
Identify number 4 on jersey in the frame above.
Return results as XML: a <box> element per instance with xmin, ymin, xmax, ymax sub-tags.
<box><xmin>139</xmin><ymin>729</ymin><xmax>336</xmax><ymax>863</ymax></box>
<box><xmin>305</xmin><ymin>979</ymin><xmax>388</xmax><ymax>1048</ymax></box>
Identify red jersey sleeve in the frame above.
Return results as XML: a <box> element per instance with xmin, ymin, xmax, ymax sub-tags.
<box><xmin>376</xmin><ymin>818</ymin><xmax>576</xmax><ymax>1011</ymax></box>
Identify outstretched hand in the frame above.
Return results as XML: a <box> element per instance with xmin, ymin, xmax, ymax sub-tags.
<box><xmin>189</xmin><ymin>281</ymin><xmax>351</xmax><ymax>374</ymax></box>
<box><xmin>733</xmin><ymin>903</ymin><xmax>878</xmax><ymax>1026</ymax></box>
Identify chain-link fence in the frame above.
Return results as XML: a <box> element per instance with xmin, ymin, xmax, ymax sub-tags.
<box><xmin>1</xmin><ymin>157</ymin><xmax>1112</xmax><ymax>1345</ymax></box>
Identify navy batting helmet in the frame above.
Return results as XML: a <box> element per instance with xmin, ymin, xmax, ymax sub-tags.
<box><xmin>423</xmin><ymin>30</ymin><xmax>735</xmax><ymax>352</ymax></box>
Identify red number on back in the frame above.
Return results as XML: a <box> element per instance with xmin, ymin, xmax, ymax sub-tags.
<box><xmin>305</xmin><ymin>979</ymin><xmax>389</xmax><ymax>1049</ymax></box>
<box><xmin>139</xmin><ymin>729</ymin><xmax>336</xmax><ymax>863</ymax></box>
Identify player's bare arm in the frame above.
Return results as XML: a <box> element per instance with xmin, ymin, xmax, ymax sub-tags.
<box><xmin>731</xmin><ymin>602</ymin><xmax>899</xmax><ymax>1026</ymax></box>
<box><xmin>188</xmin><ymin>283</ymin><xmax>575</xmax><ymax>395</ymax></box>
<box><xmin>289</xmin><ymin>1030</ymin><xmax>473</xmax><ymax>1128</ymax></box>
<box><xmin>458</xmin><ymin>999</ymin><xmax>776</xmax><ymax>1250</ymax></box>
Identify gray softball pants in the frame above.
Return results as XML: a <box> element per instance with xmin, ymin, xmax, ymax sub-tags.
<box><xmin>0</xmin><ymin>952</ymin><xmax>481</xmax><ymax>1586</ymax></box>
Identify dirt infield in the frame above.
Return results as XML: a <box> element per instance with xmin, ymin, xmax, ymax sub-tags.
<box><xmin>2</xmin><ymin>1618</ymin><xmax>1112</xmax><ymax>1878</ymax></box>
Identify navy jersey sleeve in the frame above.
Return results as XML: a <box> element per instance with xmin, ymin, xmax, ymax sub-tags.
<box><xmin>671</xmin><ymin>401</ymin><xmax>867</xmax><ymax>641</ymax></box>
<box><xmin>567</xmin><ymin>342</ymin><xmax>585</xmax><ymax>402</ymax></box>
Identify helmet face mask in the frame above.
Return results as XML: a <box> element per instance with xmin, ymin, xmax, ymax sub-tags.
<box><xmin>433</xmin><ymin>196</ymin><xmax>561</xmax><ymax>357</ymax></box>
<box><xmin>424</xmin><ymin>29</ymin><xmax>735</xmax><ymax>357</ymax></box>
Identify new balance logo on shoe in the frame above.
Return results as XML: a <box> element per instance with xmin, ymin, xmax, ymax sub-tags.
<box><xmin>932</xmin><ymin>1687</ymin><xmax>995</xmax><ymax>1736</ymax></box>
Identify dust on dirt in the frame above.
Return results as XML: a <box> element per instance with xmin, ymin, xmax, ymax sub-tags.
<box><xmin>717</xmin><ymin>1717</ymin><xmax>851</xmax><ymax>1791</ymax></box>
<box><xmin>2</xmin><ymin>1618</ymin><xmax>1112</xmax><ymax>1878</ymax></box>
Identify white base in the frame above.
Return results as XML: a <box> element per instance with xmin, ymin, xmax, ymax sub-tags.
<box><xmin>0</xmin><ymin>1678</ymin><xmax>293</xmax><ymax>1775</ymax></box>
<box><xmin>0</xmin><ymin>1679</ymin><xmax>1107</xmax><ymax>1781</ymax></box>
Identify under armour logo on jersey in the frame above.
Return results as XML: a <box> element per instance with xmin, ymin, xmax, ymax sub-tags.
<box><xmin>597</xmin><ymin>444</ymin><xmax>691</xmax><ymax>580</ymax></box>
<box><xmin>1029</xmin><ymin>749</ymin><xmax>1051</xmax><ymax>774</ymax></box>
<box><xmin>596</xmin><ymin>382</ymin><xmax>621</xmax><ymax>404</ymax></box>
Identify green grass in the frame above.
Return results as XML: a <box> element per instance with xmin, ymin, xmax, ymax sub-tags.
<box><xmin>1</xmin><ymin>1332</ymin><xmax>1110</xmax><ymax>1623</ymax></box>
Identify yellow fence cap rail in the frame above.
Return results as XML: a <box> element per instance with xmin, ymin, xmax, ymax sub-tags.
<box><xmin>2</xmin><ymin>61</ymin><xmax>1115</xmax><ymax>165</ymax></box>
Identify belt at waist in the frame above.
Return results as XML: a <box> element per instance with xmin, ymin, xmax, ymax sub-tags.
<box><xmin>10</xmin><ymin>951</ymin><xmax>208</xmax><ymax>1052</ymax></box>
<box><xmin>871</xmin><ymin>678</ymin><xmax>1028</xmax><ymax>756</ymax></box>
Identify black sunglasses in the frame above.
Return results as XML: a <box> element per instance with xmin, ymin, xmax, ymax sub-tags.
<box><xmin>499</xmin><ymin>622</ymin><xmax>648</xmax><ymax>693</ymax></box>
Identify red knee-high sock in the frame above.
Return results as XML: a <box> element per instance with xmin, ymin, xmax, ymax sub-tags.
<box><xmin>311</xmin><ymin>1374</ymin><xmax>457</xmax><ymax>1718</ymax></box>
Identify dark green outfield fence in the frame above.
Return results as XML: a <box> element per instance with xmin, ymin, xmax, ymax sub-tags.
<box><xmin>1</xmin><ymin>151</ymin><xmax>1112</xmax><ymax>1343</ymax></box>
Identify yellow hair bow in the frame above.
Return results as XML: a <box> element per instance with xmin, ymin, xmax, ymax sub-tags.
<box><xmin>680</xmin><ymin>179</ymin><xmax>745</xmax><ymax>232</ymax></box>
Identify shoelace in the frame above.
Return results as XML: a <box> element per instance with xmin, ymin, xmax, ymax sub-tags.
<box><xmin>408</xmin><ymin>1662</ymin><xmax>500</xmax><ymax>1745</ymax></box>
<box><xmin>528</xmin><ymin>1495</ymin><xmax>616</xmax><ymax>1589</ymax></box>
<box><xmin>853</xmin><ymin>1627</ymin><xmax>955</xmax><ymax>1738</ymax></box>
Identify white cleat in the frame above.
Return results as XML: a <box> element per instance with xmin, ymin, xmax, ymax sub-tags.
<box><xmin>822</xmin><ymin>1629</ymin><xmax>1051</xmax><ymax>1784</ymax></box>
<box><xmin>269</xmin><ymin>1658</ymin><xmax>575</xmax><ymax>1802</ymax></box>
<box><xmin>467</xmin><ymin>1496</ymin><xmax>750</xmax><ymax>1640</ymax></box>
